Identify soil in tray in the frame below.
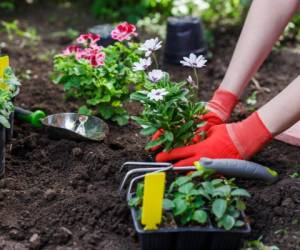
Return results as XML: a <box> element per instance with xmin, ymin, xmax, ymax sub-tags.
<box><xmin>0</xmin><ymin>3</ymin><xmax>300</xmax><ymax>250</ymax></box>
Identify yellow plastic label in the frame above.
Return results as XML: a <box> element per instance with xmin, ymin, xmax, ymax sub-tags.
<box><xmin>141</xmin><ymin>172</ymin><xmax>166</xmax><ymax>230</ymax></box>
<box><xmin>0</xmin><ymin>55</ymin><xmax>9</xmax><ymax>78</ymax></box>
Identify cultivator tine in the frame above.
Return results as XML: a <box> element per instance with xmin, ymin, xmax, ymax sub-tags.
<box><xmin>119</xmin><ymin>161</ymin><xmax>198</xmax><ymax>197</ymax></box>
<box><xmin>120</xmin><ymin>161</ymin><xmax>171</xmax><ymax>173</ymax></box>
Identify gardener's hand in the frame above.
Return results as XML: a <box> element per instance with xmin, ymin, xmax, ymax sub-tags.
<box><xmin>149</xmin><ymin>128</ymin><xmax>164</xmax><ymax>151</ymax></box>
<box><xmin>193</xmin><ymin>88</ymin><xmax>238</xmax><ymax>142</ymax></box>
<box><xmin>156</xmin><ymin>112</ymin><xmax>272</xmax><ymax>166</ymax></box>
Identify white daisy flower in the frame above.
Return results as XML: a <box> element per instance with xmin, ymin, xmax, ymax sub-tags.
<box><xmin>147</xmin><ymin>88</ymin><xmax>169</xmax><ymax>101</ymax></box>
<box><xmin>132</xmin><ymin>57</ymin><xmax>152</xmax><ymax>71</ymax></box>
<box><xmin>148</xmin><ymin>69</ymin><xmax>165</xmax><ymax>83</ymax></box>
<box><xmin>139</xmin><ymin>37</ymin><xmax>162</xmax><ymax>57</ymax></box>
<box><xmin>180</xmin><ymin>53</ymin><xmax>207</xmax><ymax>68</ymax></box>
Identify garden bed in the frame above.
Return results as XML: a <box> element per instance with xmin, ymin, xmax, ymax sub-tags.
<box><xmin>0</xmin><ymin>3</ymin><xmax>300</xmax><ymax>250</ymax></box>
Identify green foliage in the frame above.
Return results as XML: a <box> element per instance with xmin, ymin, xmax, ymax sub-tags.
<box><xmin>243</xmin><ymin>236</ymin><xmax>280</xmax><ymax>250</ymax></box>
<box><xmin>0</xmin><ymin>67</ymin><xmax>21</xmax><ymax>128</ymax></box>
<box><xmin>90</xmin><ymin>0</ymin><xmax>172</xmax><ymax>23</ymax></box>
<box><xmin>0</xmin><ymin>0</ymin><xmax>15</xmax><ymax>11</ymax></box>
<box><xmin>1</xmin><ymin>20</ymin><xmax>40</xmax><ymax>46</ymax></box>
<box><xmin>131</xmin><ymin>74</ymin><xmax>207</xmax><ymax>151</ymax></box>
<box><xmin>129</xmin><ymin>168</ymin><xmax>251</xmax><ymax>230</ymax></box>
<box><xmin>52</xmin><ymin>42</ymin><xmax>144</xmax><ymax>126</ymax></box>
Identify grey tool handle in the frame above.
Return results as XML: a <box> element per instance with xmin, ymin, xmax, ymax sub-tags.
<box><xmin>199</xmin><ymin>158</ymin><xmax>279</xmax><ymax>183</ymax></box>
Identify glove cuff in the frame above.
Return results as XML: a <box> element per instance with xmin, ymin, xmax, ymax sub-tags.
<box><xmin>226</xmin><ymin>112</ymin><xmax>272</xmax><ymax>159</ymax></box>
<box><xmin>207</xmin><ymin>88</ymin><xmax>238</xmax><ymax>122</ymax></box>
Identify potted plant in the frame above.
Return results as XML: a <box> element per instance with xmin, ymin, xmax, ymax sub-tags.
<box><xmin>128</xmin><ymin>166</ymin><xmax>251</xmax><ymax>250</ymax></box>
<box><xmin>130</xmin><ymin>50</ymin><xmax>208</xmax><ymax>151</ymax></box>
<box><xmin>52</xmin><ymin>22</ymin><xmax>155</xmax><ymax>126</ymax></box>
<box><xmin>0</xmin><ymin>66</ymin><xmax>21</xmax><ymax>176</ymax></box>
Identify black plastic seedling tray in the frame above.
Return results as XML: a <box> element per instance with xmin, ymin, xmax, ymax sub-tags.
<box><xmin>0</xmin><ymin>125</ymin><xmax>6</xmax><ymax>176</ymax></box>
<box><xmin>130</xmin><ymin>208</ymin><xmax>251</xmax><ymax>250</ymax></box>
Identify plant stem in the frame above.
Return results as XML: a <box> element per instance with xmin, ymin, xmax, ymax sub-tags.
<box><xmin>152</xmin><ymin>53</ymin><xmax>159</xmax><ymax>68</ymax></box>
<box><xmin>193</xmin><ymin>67</ymin><xmax>199</xmax><ymax>90</ymax></box>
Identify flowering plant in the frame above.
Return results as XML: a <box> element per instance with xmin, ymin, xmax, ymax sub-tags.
<box><xmin>0</xmin><ymin>67</ymin><xmax>21</xmax><ymax>128</ymax></box>
<box><xmin>131</xmin><ymin>48</ymin><xmax>207</xmax><ymax>151</ymax></box>
<box><xmin>131</xmin><ymin>69</ymin><xmax>207</xmax><ymax>151</ymax></box>
<box><xmin>52</xmin><ymin>22</ymin><xmax>145</xmax><ymax>126</ymax></box>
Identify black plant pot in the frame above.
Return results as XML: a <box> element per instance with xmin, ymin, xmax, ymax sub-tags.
<box><xmin>164</xmin><ymin>16</ymin><xmax>208</xmax><ymax>65</ymax></box>
<box><xmin>131</xmin><ymin>208</ymin><xmax>251</xmax><ymax>250</ymax></box>
<box><xmin>5</xmin><ymin>112</ymin><xmax>14</xmax><ymax>144</ymax></box>
<box><xmin>0</xmin><ymin>125</ymin><xmax>6</xmax><ymax>177</ymax></box>
<box><xmin>88</xmin><ymin>24</ymin><xmax>115</xmax><ymax>47</ymax></box>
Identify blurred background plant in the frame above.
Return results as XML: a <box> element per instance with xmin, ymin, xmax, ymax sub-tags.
<box><xmin>2</xmin><ymin>0</ymin><xmax>300</xmax><ymax>48</ymax></box>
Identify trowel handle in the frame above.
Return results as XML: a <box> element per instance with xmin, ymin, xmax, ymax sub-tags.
<box><xmin>199</xmin><ymin>158</ymin><xmax>279</xmax><ymax>183</ymax></box>
<box><xmin>15</xmin><ymin>107</ymin><xmax>46</xmax><ymax>128</ymax></box>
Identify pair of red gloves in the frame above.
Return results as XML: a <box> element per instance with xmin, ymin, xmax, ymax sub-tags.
<box><xmin>153</xmin><ymin>88</ymin><xmax>272</xmax><ymax>166</ymax></box>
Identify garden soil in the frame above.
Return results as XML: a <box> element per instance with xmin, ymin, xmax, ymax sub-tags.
<box><xmin>0</xmin><ymin>3</ymin><xmax>300</xmax><ymax>250</ymax></box>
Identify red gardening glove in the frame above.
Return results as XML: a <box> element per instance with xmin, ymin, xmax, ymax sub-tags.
<box><xmin>156</xmin><ymin>112</ymin><xmax>272</xmax><ymax>166</ymax></box>
<box><xmin>193</xmin><ymin>88</ymin><xmax>238</xmax><ymax>142</ymax></box>
<box><xmin>149</xmin><ymin>129</ymin><xmax>164</xmax><ymax>151</ymax></box>
<box><xmin>150</xmin><ymin>88</ymin><xmax>239</xmax><ymax>150</ymax></box>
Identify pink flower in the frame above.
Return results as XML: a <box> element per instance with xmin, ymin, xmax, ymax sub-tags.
<box><xmin>76</xmin><ymin>33</ymin><xmax>101</xmax><ymax>45</ymax></box>
<box><xmin>75</xmin><ymin>47</ymin><xmax>101</xmax><ymax>60</ymax></box>
<box><xmin>90</xmin><ymin>52</ymin><xmax>105</xmax><ymax>67</ymax></box>
<box><xmin>61</xmin><ymin>45</ymin><xmax>82</xmax><ymax>56</ymax></box>
<box><xmin>111</xmin><ymin>22</ymin><xmax>137</xmax><ymax>41</ymax></box>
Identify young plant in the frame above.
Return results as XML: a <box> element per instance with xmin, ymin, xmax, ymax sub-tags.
<box><xmin>1</xmin><ymin>20</ymin><xmax>40</xmax><ymax>46</ymax></box>
<box><xmin>0</xmin><ymin>67</ymin><xmax>21</xmax><ymax>128</ymax></box>
<box><xmin>52</xmin><ymin>22</ymin><xmax>146</xmax><ymax>126</ymax></box>
<box><xmin>203</xmin><ymin>177</ymin><xmax>251</xmax><ymax>230</ymax></box>
<box><xmin>131</xmin><ymin>70</ymin><xmax>207</xmax><ymax>151</ymax></box>
<box><xmin>129</xmin><ymin>167</ymin><xmax>251</xmax><ymax>230</ymax></box>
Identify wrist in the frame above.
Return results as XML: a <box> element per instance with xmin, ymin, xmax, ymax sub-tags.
<box><xmin>226</xmin><ymin>112</ymin><xmax>272</xmax><ymax>159</ymax></box>
<box><xmin>207</xmin><ymin>88</ymin><xmax>239</xmax><ymax>121</ymax></box>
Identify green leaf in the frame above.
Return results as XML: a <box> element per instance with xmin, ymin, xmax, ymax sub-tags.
<box><xmin>175</xmin><ymin>176</ymin><xmax>192</xmax><ymax>186</ymax></box>
<box><xmin>163</xmin><ymin>199</ymin><xmax>175</xmax><ymax>210</ymax></box>
<box><xmin>212</xmin><ymin>199</ymin><xmax>227</xmax><ymax>219</ymax></box>
<box><xmin>112</xmin><ymin>114</ymin><xmax>129</xmax><ymax>126</ymax></box>
<box><xmin>236</xmin><ymin>199</ymin><xmax>246</xmax><ymax>211</ymax></box>
<box><xmin>164</xmin><ymin>131</ymin><xmax>174</xmax><ymax>142</ymax></box>
<box><xmin>78</xmin><ymin>105</ymin><xmax>92</xmax><ymax>116</ymax></box>
<box><xmin>193</xmin><ymin>210</ymin><xmax>208</xmax><ymax>224</ymax></box>
<box><xmin>213</xmin><ymin>185</ymin><xmax>231</xmax><ymax>197</ymax></box>
<box><xmin>140</xmin><ymin>126</ymin><xmax>157</xmax><ymax>136</ymax></box>
<box><xmin>220</xmin><ymin>215</ymin><xmax>235</xmax><ymax>230</ymax></box>
<box><xmin>235</xmin><ymin>220</ymin><xmax>245</xmax><ymax>227</ymax></box>
<box><xmin>178</xmin><ymin>183</ymin><xmax>194</xmax><ymax>194</ymax></box>
<box><xmin>99</xmin><ymin>105</ymin><xmax>114</xmax><ymax>119</ymax></box>
<box><xmin>231</xmin><ymin>188</ymin><xmax>251</xmax><ymax>198</ymax></box>
<box><xmin>0</xmin><ymin>115</ymin><xmax>10</xmax><ymax>128</ymax></box>
<box><xmin>145</xmin><ymin>136</ymin><xmax>167</xmax><ymax>150</ymax></box>
<box><xmin>136</xmin><ymin>183</ymin><xmax>144</xmax><ymax>198</ymax></box>
<box><xmin>173</xmin><ymin>198</ymin><xmax>188</xmax><ymax>216</ymax></box>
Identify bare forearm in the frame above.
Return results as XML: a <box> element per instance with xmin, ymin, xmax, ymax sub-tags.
<box><xmin>220</xmin><ymin>0</ymin><xmax>300</xmax><ymax>97</ymax></box>
<box><xmin>258</xmin><ymin>77</ymin><xmax>300</xmax><ymax>135</ymax></box>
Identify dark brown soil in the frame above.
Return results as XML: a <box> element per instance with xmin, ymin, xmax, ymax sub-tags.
<box><xmin>0</xmin><ymin>3</ymin><xmax>300</xmax><ymax>250</ymax></box>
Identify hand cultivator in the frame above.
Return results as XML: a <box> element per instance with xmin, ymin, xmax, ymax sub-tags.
<box><xmin>119</xmin><ymin>158</ymin><xmax>279</xmax><ymax>196</ymax></box>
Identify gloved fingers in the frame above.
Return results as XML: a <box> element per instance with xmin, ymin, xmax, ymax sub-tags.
<box><xmin>173</xmin><ymin>156</ymin><xmax>201</xmax><ymax>167</ymax></box>
<box><xmin>155</xmin><ymin>144</ymin><xmax>195</xmax><ymax>162</ymax></box>
<box><xmin>149</xmin><ymin>129</ymin><xmax>164</xmax><ymax>152</ymax></box>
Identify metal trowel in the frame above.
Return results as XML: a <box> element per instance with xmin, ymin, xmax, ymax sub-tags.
<box><xmin>15</xmin><ymin>107</ymin><xmax>109</xmax><ymax>141</ymax></box>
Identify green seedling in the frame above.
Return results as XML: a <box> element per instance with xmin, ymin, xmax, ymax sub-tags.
<box><xmin>243</xmin><ymin>236</ymin><xmax>280</xmax><ymax>250</ymax></box>
<box><xmin>130</xmin><ymin>168</ymin><xmax>251</xmax><ymax>230</ymax></box>
<box><xmin>1</xmin><ymin>20</ymin><xmax>40</xmax><ymax>46</ymax></box>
